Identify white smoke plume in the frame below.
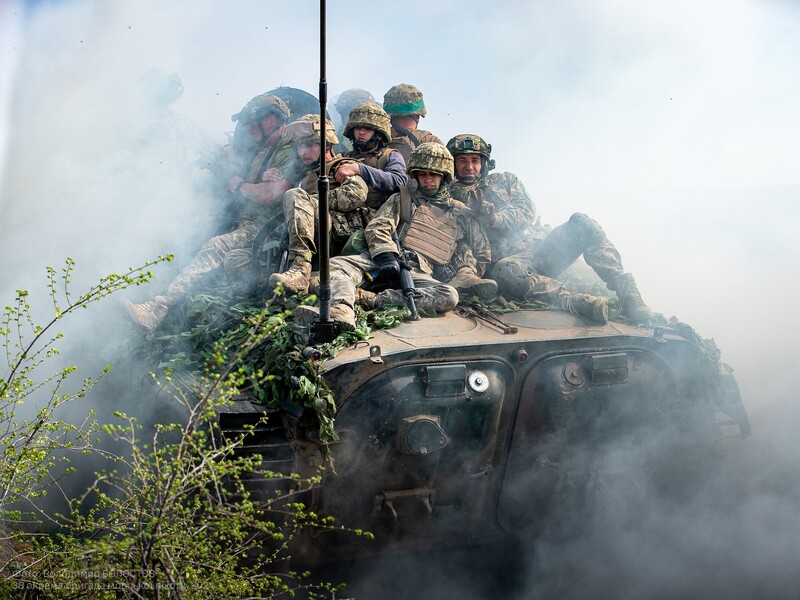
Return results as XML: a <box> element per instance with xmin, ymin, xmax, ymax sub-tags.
<box><xmin>1</xmin><ymin>0</ymin><xmax>800</xmax><ymax>598</ymax></box>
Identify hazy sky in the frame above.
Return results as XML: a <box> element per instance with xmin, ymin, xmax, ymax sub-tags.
<box><xmin>1</xmin><ymin>1</ymin><xmax>800</xmax><ymax>596</ymax></box>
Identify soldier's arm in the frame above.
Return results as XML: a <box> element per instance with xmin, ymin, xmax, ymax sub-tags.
<box><xmin>329</xmin><ymin>175</ymin><xmax>369</xmax><ymax>212</ymax></box>
<box><xmin>238</xmin><ymin>143</ymin><xmax>303</xmax><ymax>206</ymax></box>
<box><xmin>358</xmin><ymin>151</ymin><xmax>409</xmax><ymax>194</ymax></box>
<box><xmin>488</xmin><ymin>172</ymin><xmax>537</xmax><ymax>231</ymax></box>
<box><xmin>364</xmin><ymin>193</ymin><xmax>402</xmax><ymax>257</ymax></box>
<box><xmin>466</xmin><ymin>216</ymin><xmax>492</xmax><ymax>277</ymax></box>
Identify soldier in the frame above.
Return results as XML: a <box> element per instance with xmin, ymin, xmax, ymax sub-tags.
<box><xmin>447</xmin><ymin>133</ymin><xmax>653</xmax><ymax>324</ymax></box>
<box><xmin>333</xmin><ymin>102</ymin><xmax>408</xmax><ymax>211</ymax></box>
<box><xmin>121</xmin><ymin>94</ymin><xmax>299</xmax><ymax>331</ymax></box>
<box><xmin>383</xmin><ymin>83</ymin><xmax>444</xmax><ymax>163</ymax></box>
<box><xmin>331</xmin><ymin>88</ymin><xmax>376</xmax><ymax>153</ymax></box>
<box><xmin>294</xmin><ymin>142</ymin><xmax>486</xmax><ymax>332</ymax></box>
<box><xmin>226</xmin><ymin>95</ymin><xmax>307</xmax><ymax>211</ymax></box>
<box><xmin>269</xmin><ymin>104</ymin><xmax>407</xmax><ymax>295</ymax></box>
<box><xmin>267</xmin><ymin>114</ymin><xmax>369</xmax><ymax>294</ymax></box>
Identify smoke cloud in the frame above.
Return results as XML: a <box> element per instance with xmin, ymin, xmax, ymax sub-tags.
<box><xmin>1</xmin><ymin>0</ymin><xmax>799</xmax><ymax>598</ymax></box>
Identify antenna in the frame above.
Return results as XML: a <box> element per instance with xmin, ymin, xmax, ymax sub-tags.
<box><xmin>314</xmin><ymin>0</ymin><xmax>336</xmax><ymax>343</ymax></box>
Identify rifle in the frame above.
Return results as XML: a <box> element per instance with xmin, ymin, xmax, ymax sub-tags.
<box><xmin>363</xmin><ymin>233</ymin><xmax>420</xmax><ymax>320</ymax></box>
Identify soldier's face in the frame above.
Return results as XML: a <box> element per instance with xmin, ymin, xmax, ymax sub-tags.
<box><xmin>297</xmin><ymin>142</ymin><xmax>322</xmax><ymax>165</ymax></box>
<box><xmin>248</xmin><ymin>121</ymin><xmax>264</xmax><ymax>142</ymax></box>
<box><xmin>454</xmin><ymin>154</ymin><xmax>482</xmax><ymax>183</ymax></box>
<box><xmin>353</xmin><ymin>127</ymin><xmax>376</xmax><ymax>144</ymax></box>
<box><xmin>257</xmin><ymin>114</ymin><xmax>280</xmax><ymax>139</ymax></box>
<box><xmin>416</xmin><ymin>170</ymin><xmax>443</xmax><ymax>191</ymax></box>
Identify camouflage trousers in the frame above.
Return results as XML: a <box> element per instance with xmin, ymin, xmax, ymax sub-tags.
<box><xmin>329</xmin><ymin>252</ymin><xmax>459</xmax><ymax>317</ymax></box>
<box><xmin>163</xmin><ymin>218</ymin><xmax>264</xmax><ymax>302</ymax></box>
<box><xmin>490</xmin><ymin>212</ymin><xmax>625</xmax><ymax>303</ymax></box>
<box><xmin>284</xmin><ymin>188</ymin><xmax>371</xmax><ymax>260</ymax></box>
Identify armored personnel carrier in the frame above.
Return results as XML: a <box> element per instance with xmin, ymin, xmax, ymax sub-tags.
<box><xmin>216</xmin><ymin>305</ymin><xmax>750</xmax><ymax>563</ymax></box>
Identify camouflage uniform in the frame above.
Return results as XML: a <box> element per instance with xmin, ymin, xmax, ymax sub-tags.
<box><xmin>383</xmin><ymin>84</ymin><xmax>444</xmax><ymax>164</ymax></box>
<box><xmin>298</xmin><ymin>143</ymin><xmax>489</xmax><ymax>330</ymax></box>
<box><xmin>268</xmin><ymin>115</ymin><xmax>372</xmax><ymax>294</ymax></box>
<box><xmin>280</xmin><ymin>161</ymin><xmax>370</xmax><ymax>267</ymax></box>
<box><xmin>451</xmin><ymin>171</ymin><xmax>540</xmax><ymax>262</ymax></box>
<box><xmin>342</xmin><ymin>102</ymin><xmax>408</xmax><ymax>210</ymax></box>
<box><xmin>446</xmin><ymin>134</ymin><xmax>652</xmax><ymax>322</ymax></box>
<box><xmin>122</xmin><ymin>95</ymin><xmax>297</xmax><ymax>330</ymax></box>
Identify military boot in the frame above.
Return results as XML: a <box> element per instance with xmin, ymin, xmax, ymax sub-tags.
<box><xmin>558</xmin><ymin>291</ymin><xmax>609</xmax><ymax>324</ymax></box>
<box><xmin>269</xmin><ymin>256</ymin><xmax>312</xmax><ymax>294</ymax></box>
<box><xmin>448</xmin><ymin>267</ymin><xmax>498</xmax><ymax>303</ymax></box>
<box><xmin>121</xmin><ymin>296</ymin><xmax>170</xmax><ymax>331</ymax></box>
<box><xmin>308</xmin><ymin>271</ymin><xmax>320</xmax><ymax>295</ymax></box>
<box><xmin>293</xmin><ymin>303</ymin><xmax>356</xmax><ymax>332</ymax></box>
<box><xmin>354</xmin><ymin>288</ymin><xmax>380</xmax><ymax>310</ymax></box>
<box><xmin>609</xmin><ymin>273</ymin><xmax>653</xmax><ymax>322</ymax></box>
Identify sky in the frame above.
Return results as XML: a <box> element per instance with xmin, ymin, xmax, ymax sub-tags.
<box><xmin>1</xmin><ymin>0</ymin><xmax>800</xmax><ymax>597</ymax></box>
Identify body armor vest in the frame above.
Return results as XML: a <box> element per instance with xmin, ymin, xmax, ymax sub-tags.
<box><xmin>402</xmin><ymin>200</ymin><xmax>459</xmax><ymax>266</ymax></box>
<box><xmin>388</xmin><ymin>126</ymin><xmax>441</xmax><ymax>164</ymax></box>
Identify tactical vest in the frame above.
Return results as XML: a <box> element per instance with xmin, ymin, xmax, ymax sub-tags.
<box><xmin>245</xmin><ymin>143</ymin><xmax>279</xmax><ymax>183</ymax></box>
<box><xmin>388</xmin><ymin>126</ymin><xmax>442</xmax><ymax>164</ymax></box>
<box><xmin>349</xmin><ymin>147</ymin><xmax>397</xmax><ymax>210</ymax></box>
<box><xmin>400</xmin><ymin>189</ymin><xmax>459</xmax><ymax>266</ymax></box>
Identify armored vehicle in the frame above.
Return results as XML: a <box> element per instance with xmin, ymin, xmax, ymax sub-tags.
<box><xmin>217</xmin><ymin>306</ymin><xmax>750</xmax><ymax>563</ymax></box>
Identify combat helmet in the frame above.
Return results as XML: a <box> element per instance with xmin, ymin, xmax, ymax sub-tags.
<box><xmin>446</xmin><ymin>134</ymin><xmax>496</xmax><ymax>180</ymax></box>
<box><xmin>383</xmin><ymin>84</ymin><xmax>427</xmax><ymax>117</ymax></box>
<box><xmin>283</xmin><ymin>113</ymin><xmax>339</xmax><ymax>147</ymax></box>
<box><xmin>344</xmin><ymin>102</ymin><xmax>392</xmax><ymax>143</ymax></box>
<box><xmin>231</xmin><ymin>93</ymin><xmax>291</xmax><ymax>125</ymax></box>
<box><xmin>334</xmin><ymin>89</ymin><xmax>376</xmax><ymax>120</ymax></box>
<box><xmin>406</xmin><ymin>142</ymin><xmax>454</xmax><ymax>183</ymax></box>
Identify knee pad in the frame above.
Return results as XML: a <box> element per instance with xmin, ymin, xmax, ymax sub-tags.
<box><xmin>568</xmin><ymin>212</ymin><xmax>606</xmax><ymax>245</ymax></box>
<box><xmin>490</xmin><ymin>258</ymin><xmax>532</xmax><ymax>300</ymax></box>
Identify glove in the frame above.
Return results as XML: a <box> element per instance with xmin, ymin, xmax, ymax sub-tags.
<box><xmin>449</xmin><ymin>199</ymin><xmax>472</xmax><ymax>217</ymax></box>
<box><xmin>479</xmin><ymin>200</ymin><xmax>497</xmax><ymax>225</ymax></box>
<box><xmin>365</xmin><ymin>252</ymin><xmax>400</xmax><ymax>284</ymax></box>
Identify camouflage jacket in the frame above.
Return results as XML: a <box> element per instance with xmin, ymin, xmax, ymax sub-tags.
<box><xmin>450</xmin><ymin>171</ymin><xmax>542</xmax><ymax>261</ymax></box>
<box><xmin>365</xmin><ymin>182</ymin><xmax>491</xmax><ymax>275</ymax></box>
<box><xmin>238</xmin><ymin>141</ymin><xmax>305</xmax><ymax>221</ymax></box>
<box><xmin>344</xmin><ymin>146</ymin><xmax>408</xmax><ymax>210</ymax></box>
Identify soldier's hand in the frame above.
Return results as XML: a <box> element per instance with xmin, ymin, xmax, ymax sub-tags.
<box><xmin>261</xmin><ymin>167</ymin><xmax>285</xmax><ymax>183</ymax></box>
<box><xmin>334</xmin><ymin>162</ymin><xmax>361</xmax><ymax>183</ymax></box>
<box><xmin>479</xmin><ymin>200</ymin><xmax>497</xmax><ymax>224</ymax></box>
<box><xmin>449</xmin><ymin>199</ymin><xmax>472</xmax><ymax>217</ymax></box>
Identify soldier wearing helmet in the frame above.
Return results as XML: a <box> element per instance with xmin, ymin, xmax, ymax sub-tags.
<box><xmin>382</xmin><ymin>84</ymin><xmax>444</xmax><ymax>164</ymax></box>
<box><xmin>334</xmin><ymin>102</ymin><xmax>408</xmax><ymax>211</ymax></box>
<box><xmin>266</xmin><ymin>114</ymin><xmax>369</xmax><ymax>294</ymax></box>
<box><xmin>330</xmin><ymin>88</ymin><xmax>376</xmax><ymax>153</ymax></box>
<box><xmin>447</xmin><ymin>133</ymin><xmax>653</xmax><ymax>324</ymax></box>
<box><xmin>293</xmin><ymin>142</ymin><xmax>490</xmax><ymax>332</ymax></box>
<box><xmin>122</xmin><ymin>93</ymin><xmax>305</xmax><ymax>331</ymax></box>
